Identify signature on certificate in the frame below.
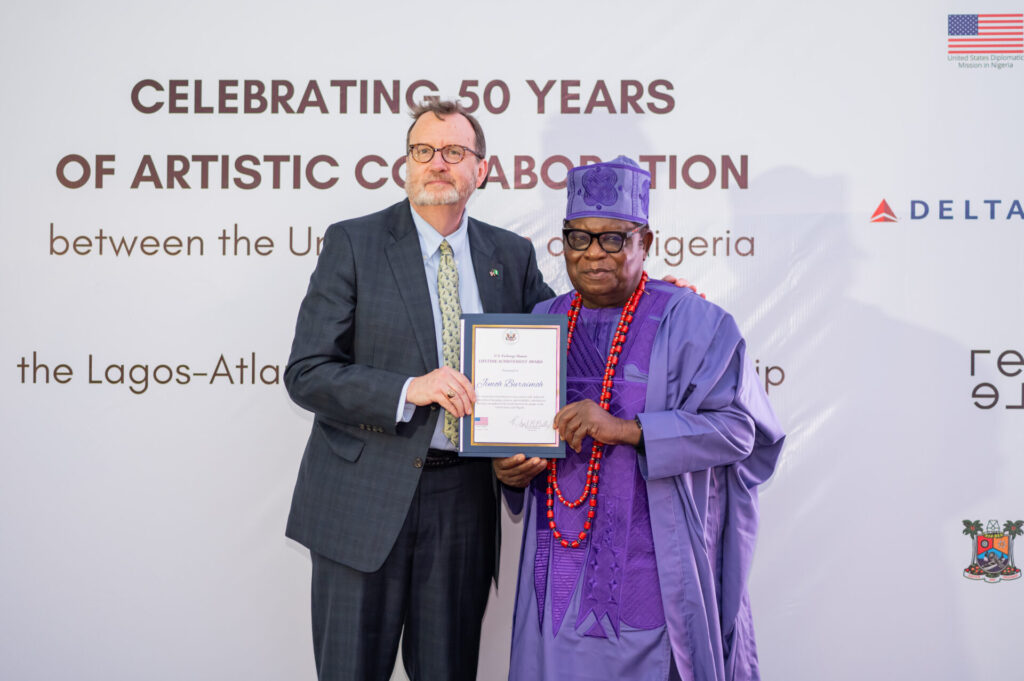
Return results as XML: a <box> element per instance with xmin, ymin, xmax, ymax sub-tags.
<box><xmin>509</xmin><ymin>416</ymin><xmax>551</xmax><ymax>432</ymax></box>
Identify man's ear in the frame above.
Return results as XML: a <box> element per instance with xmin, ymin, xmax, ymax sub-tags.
<box><xmin>476</xmin><ymin>159</ymin><xmax>489</xmax><ymax>189</ymax></box>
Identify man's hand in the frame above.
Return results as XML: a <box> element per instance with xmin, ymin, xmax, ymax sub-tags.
<box><xmin>493</xmin><ymin>454</ymin><xmax>547</xmax><ymax>488</ymax></box>
<box><xmin>554</xmin><ymin>399</ymin><xmax>641</xmax><ymax>452</ymax></box>
<box><xmin>406</xmin><ymin>367</ymin><xmax>476</xmax><ymax>417</ymax></box>
<box><xmin>661</xmin><ymin>274</ymin><xmax>707</xmax><ymax>299</ymax></box>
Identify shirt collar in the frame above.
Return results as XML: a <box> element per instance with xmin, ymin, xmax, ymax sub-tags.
<box><xmin>409</xmin><ymin>205</ymin><xmax>470</xmax><ymax>259</ymax></box>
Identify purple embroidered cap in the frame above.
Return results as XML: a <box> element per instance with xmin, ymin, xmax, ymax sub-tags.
<box><xmin>565</xmin><ymin>155</ymin><xmax>651</xmax><ymax>224</ymax></box>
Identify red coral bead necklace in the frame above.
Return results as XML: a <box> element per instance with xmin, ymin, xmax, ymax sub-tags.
<box><xmin>547</xmin><ymin>272</ymin><xmax>648</xmax><ymax>549</ymax></box>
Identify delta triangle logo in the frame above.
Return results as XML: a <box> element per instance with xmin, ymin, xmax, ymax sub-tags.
<box><xmin>871</xmin><ymin>199</ymin><xmax>897</xmax><ymax>223</ymax></box>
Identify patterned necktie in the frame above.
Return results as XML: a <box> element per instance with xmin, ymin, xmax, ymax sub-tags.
<box><xmin>438</xmin><ymin>240</ymin><xmax>461</xmax><ymax>447</ymax></box>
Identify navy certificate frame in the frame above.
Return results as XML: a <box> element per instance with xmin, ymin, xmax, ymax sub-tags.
<box><xmin>458</xmin><ymin>313</ymin><xmax>567</xmax><ymax>457</ymax></box>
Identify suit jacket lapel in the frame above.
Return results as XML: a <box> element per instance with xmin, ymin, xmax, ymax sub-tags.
<box><xmin>385</xmin><ymin>201</ymin><xmax>439</xmax><ymax>372</ymax></box>
<box><xmin>468</xmin><ymin>219</ymin><xmax>504</xmax><ymax>314</ymax></box>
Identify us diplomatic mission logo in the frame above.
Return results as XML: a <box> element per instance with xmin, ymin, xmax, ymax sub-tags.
<box><xmin>947</xmin><ymin>13</ymin><xmax>1023</xmax><ymax>69</ymax></box>
<box><xmin>962</xmin><ymin>519</ymin><xmax>1022</xmax><ymax>582</ymax></box>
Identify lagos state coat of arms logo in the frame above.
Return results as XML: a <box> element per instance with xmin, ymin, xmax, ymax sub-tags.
<box><xmin>962</xmin><ymin>519</ymin><xmax>1022</xmax><ymax>583</ymax></box>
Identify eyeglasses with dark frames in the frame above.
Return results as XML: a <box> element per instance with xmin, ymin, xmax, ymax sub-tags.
<box><xmin>407</xmin><ymin>144</ymin><xmax>483</xmax><ymax>164</ymax></box>
<box><xmin>561</xmin><ymin>223</ymin><xmax>645</xmax><ymax>254</ymax></box>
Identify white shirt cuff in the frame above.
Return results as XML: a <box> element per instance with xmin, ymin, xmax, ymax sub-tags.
<box><xmin>396</xmin><ymin>377</ymin><xmax>416</xmax><ymax>423</ymax></box>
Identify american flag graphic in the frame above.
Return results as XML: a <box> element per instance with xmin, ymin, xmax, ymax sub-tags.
<box><xmin>948</xmin><ymin>13</ymin><xmax>1024</xmax><ymax>54</ymax></box>
<box><xmin>474</xmin><ymin>416</ymin><xmax>488</xmax><ymax>426</ymax></box>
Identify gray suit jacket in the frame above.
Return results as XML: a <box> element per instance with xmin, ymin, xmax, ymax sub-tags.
<box><xmin>284</xmin><ymin>199</ymin><xmax>554</xmax><ymax>574</ymax></box>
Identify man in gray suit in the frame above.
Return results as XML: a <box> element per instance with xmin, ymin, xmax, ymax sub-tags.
<box><xmin>284</xmin><ymin>100</ymin><xmax>554</xmax><ymax>681</ymax></box>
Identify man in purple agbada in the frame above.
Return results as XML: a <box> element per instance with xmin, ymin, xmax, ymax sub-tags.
<box><xmin>494</xmin><ymin>156</ymin><xmax>785</xmax><ymax>681</ymax></box>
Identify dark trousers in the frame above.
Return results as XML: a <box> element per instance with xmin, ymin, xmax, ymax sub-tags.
<box><xmin>310</xmin><ymin>460</ymin><xmax>496</xmax><ymax>681</ymax></box>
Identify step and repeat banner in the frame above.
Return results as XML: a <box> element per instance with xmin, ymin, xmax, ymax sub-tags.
<box><xmin>2</xmin><ymin>2</ymin><xmax>1021</xmax><ymax>680</ymax></box>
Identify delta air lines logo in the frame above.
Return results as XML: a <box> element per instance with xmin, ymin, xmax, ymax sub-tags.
<box><xmin>962</xmin><ymin>519</ymin><xmax>1022</xmax><ymax>582</ymax></box>
<box><xmin>871</xmin><ymin>199</ymin><xmax>897</xmax><ymax>223</ymax></box>
<box><xmin>870</xmin><ymin>198</ymin><xmax>1024</xmax><ymax>222</ymax></box>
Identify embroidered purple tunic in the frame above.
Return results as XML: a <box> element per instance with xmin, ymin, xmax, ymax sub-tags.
<box><xmin>508</xmin><ymin>281</ymin><xmax>785</xmax><ymax>681</ymax></box>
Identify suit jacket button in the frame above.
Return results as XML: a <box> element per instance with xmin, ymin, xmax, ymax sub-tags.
<box><xmin>413</xmin><ymin>457</ymin><xmax>423</xmax><ymax>469</ymax></box>
<box><xmin>431</xmin><ymin>404</ymin><xmax>438</xmax><ymax>411</ymax></box>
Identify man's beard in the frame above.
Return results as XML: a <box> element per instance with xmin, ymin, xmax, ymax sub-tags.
<box><xmin>408</xmin><ymin>172</ymin><xmax>469</xmax><ymax>206</ymax></box>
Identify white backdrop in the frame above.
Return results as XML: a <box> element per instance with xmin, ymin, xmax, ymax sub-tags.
<box><xmin>2</xmin><ymin>2</ymin><xmax>1022</xmax><ymax>680</ymax></box>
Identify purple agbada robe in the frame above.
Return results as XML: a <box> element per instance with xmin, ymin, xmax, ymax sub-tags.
<box><xmin>507</xmin><ymin>280</ymin><xmax>785</xmax><ymax>681</ymax></box>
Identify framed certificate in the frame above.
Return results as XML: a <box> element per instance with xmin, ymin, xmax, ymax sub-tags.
<box><xmin>459</xmin><ymin>313</ymin><xmax>567</xmax><ymax>457</ymax></box>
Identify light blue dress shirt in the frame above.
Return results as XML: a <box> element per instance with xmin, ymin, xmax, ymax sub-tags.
<box><xmin>396</xmin><ymin>205</ymin><xmax>484</xmax><ymax>450</ymax></box>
